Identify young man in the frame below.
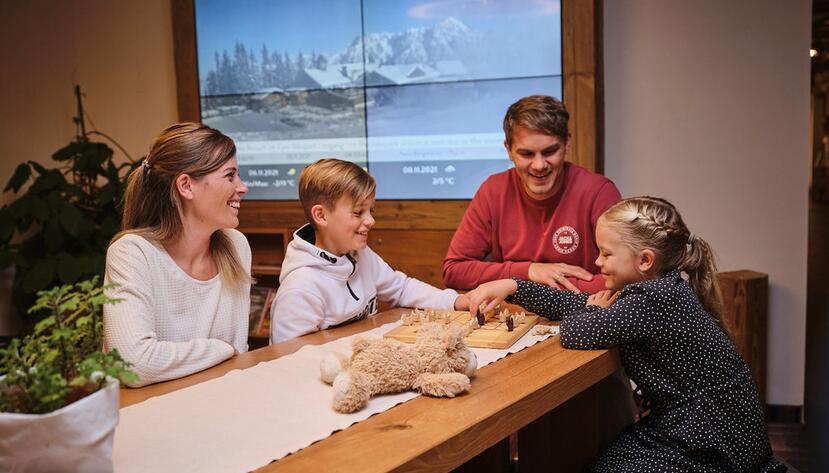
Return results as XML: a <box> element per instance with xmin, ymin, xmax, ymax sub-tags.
<box><xmin>443</xmin><ymin>95</ymin><xmax>622</xmax><ymax>293</ymax></box>
<box><xmin>270</xmin><ymin>159</ymin><xmax>468</xmax><ymax>343</ymax></box>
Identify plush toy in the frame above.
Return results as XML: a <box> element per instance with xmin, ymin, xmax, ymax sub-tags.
<box><xmin>320</xmin><ymin>323</ymin><xmax>478</xmax><ymax>413</ymax></box>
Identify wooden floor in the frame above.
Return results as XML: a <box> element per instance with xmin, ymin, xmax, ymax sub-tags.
<box><xmin>767</xmin><ymin>422</ymin><xmax>809</xmax><ymax>471</ymax></box>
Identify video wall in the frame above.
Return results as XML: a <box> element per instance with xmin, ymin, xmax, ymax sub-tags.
<box><xmin>195</xmin><ymin>0</ymin><xmax>563</xmax><ymax>199</ymax></box>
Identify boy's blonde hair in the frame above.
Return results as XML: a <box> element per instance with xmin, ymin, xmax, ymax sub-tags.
<box><xmin>299</xmin><ymin>159</ymin><xmax>376</xmax><ymax>226</ymax></box>
<box><xmin>599</xmin><ymin>196</ymin><xmax>727</xmax><ymax>334</ymax></box>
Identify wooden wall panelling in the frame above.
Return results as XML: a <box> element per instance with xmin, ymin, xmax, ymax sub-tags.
<box><xmin>562</xmin><ymin>0</ymin><xmax>604</xmax><ymax>173</ymax></box>
<box><xmin>718</xmin><ymin>270</ymin><xmax>769</xmax><ymax>402</ymax></box>
<box><xmin>238</xmin><ymin>200</ymin><xmax>470</xmax><ymax>231</ymax></box>
<box><xmin>368</xmin><ymin>230</ymin><xmax>456</xmax><ymax>288</ymax></box>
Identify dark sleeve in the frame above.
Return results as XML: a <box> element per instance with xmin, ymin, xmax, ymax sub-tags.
<box><xmin>559</xmin><ymin>291</ymin><xmax>655</xmax><ymax>349</ymax></box>
<box><xmin>508</xmin><ymin>278</ymin><xmax>589</xmax><ymax>321</ymax></box>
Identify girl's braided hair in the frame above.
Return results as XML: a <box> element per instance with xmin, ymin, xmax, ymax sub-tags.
<box><xmin>599</xmin><ymin>196</ymin><xmax>727</xmax><ymax>334</ymax></box>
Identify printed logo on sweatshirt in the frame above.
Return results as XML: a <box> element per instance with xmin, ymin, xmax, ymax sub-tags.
<box><xmin>552</xmin><ymin>226</ymin><xmax>580</xmax><ymax>254</ymax></box>
<box><xmin>331</xmin><ymin>296</ymin><xmax>378</xmax><ymax>329</ymax></box>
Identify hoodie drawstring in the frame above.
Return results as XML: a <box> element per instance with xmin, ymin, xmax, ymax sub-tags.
<box><xmin>345</xmin><ymin>254</ymin><xmax>360</xmax><ymax>301</ymax></box>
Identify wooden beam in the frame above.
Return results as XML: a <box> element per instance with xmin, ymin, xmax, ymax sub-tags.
<box><xmin>562</xmin><ymin>0</ymin><xmax>603</xmax><ymax>173</ymax></box>
<box><xmin>171</xmin><ymin>0</ymin><xmax>200</xmax><ymax>122</ymax></box>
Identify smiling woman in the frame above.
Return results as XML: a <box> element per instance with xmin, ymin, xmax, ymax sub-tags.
<box><xmin>102</xmin><ymin>123</ymin><xmax>253</xmax><ymax>387</ymax></box>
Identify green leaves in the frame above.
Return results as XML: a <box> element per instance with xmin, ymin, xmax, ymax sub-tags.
<box><xmin>0</xmin><ymin>130</ymin><xmax>132</xmax><ymax>316</ymax></box>
<box><xmin>0</xmin><ymin>208</ymin><xmax>13</xmax><ymax>241</ymax></box>
<box><xmin>4</xmin><ymin>163</ymin><xmax>31</xmax><ymax>193</ymax></box>
<box><xmin>52</xmin><ymin>142</ymin><xmax>85</xmax><ymax>162</ymax></box>
<box><xmin>22</xmin><ymin>259</ymin><xmax>57</xmax><ymax>294</ymax></box>
<box><xmin>0</xmin><ymin>278</ymin><xmax>137</xmax><ymax>414</ymax></box>
<box><xmin>57</xmin><ymin>252</ymin><xmax>82</xmax><ymax>284</ymax></box>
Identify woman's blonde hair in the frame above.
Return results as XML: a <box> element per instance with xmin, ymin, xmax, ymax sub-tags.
<box><xmin>599</xmin><ymin>196</ymin><xmax>726</xmax><ymax>333</ymax></box>
<box><xmin>113</xmin><ymin>122</ymin><xmax>250</xmax><ymax>287</ymax></box>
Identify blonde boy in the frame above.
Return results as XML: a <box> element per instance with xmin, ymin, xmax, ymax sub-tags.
<box><xmin>270</xmin><ymin>159</ymin><xmax>468</xmax><ymax>343</ymax></box>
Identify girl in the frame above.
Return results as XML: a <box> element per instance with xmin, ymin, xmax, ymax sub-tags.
<box><xmin>103</xmin><ymin>123</ymin><xmax>252</xmax><ymax>387</ymax></box>
<box><xmin>466</xmin><ymin>196</ymin><xmax>783</xmax><ymax>472</ymax></box>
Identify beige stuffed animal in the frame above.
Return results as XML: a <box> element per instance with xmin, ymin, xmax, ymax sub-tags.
<box><xmin>320</xmin><ymin>323</ymin><xmax>478</xmax><ymax>413</ymax></box>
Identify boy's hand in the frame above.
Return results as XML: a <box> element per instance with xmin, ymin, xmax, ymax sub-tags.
<box><xmin>586</xmin><ymin>290</ymin><xmax>619</xmax><ymax>308</ymax></box>
<box><xmin>453</xmin><ymin>294</ymin><xmax>470</xmax><ymax>311</ymax></box>
<box><xmin>465</xmin><ymin>279</ymin><xmax>518</xmax><ymax>318</ymax></box>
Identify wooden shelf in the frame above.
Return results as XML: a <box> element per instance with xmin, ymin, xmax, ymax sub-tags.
<box><xmin>251</xmin><ymin>264</ymin><xmax>281</xmax><ymax>276</ymax></box>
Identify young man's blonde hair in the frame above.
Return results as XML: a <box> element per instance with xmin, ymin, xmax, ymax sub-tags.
<box><xmin>299</xmin><ymin>159</ymin><xmax>376</xmax><ymax>226</ymax></box>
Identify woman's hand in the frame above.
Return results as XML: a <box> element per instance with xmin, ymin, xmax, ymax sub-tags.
<box><xmin>586</xmin><ymin>290</ymin><xmax>619</xmax><ymax>308</ymax></box>
<box><xmin>465</xmin><ymin>279</ymin><xmax>518</xmax><ymax>317</ymax></box>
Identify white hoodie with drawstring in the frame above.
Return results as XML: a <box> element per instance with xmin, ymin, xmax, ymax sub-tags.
<box><xmin>270</xmin><ymin>224</ymin><xmax>459</xmax><ymax>343</ymax></box>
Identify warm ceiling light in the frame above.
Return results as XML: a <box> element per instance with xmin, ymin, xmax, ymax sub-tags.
<box><xmin>811</xmin><ymin>48</ymin><xmax>819</xmax><ymax>58</ymax></box>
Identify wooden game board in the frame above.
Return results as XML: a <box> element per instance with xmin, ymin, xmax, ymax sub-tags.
<box><xmin>384</xmin><ymin>310</ymin><xmax>540</xmax><ymax>349</ymax></box>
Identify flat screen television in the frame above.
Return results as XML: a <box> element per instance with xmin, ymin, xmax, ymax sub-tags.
<box><xmin>194</xmin><ymin>0</ymin><xmax>563</xmax><ymax>199</ymax></box>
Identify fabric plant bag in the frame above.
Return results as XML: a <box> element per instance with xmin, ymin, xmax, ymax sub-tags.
<box><xmin>0</xmin><ymin>379</ymin><xmax>120</xmax><ymax>473</ymax></box>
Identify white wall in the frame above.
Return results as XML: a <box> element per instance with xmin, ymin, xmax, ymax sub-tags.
<box><xmin>604</xmin><ymin>0</ymin><xmax>811</xmax><ymax>405</ymax></box>
<box><xmin>0</xmin><ymin>0</ymin><xmax>177</xmax><ymax>333</ymax></box>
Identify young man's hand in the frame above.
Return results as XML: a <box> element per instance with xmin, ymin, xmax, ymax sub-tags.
<box><xmin>528</xmin><ymin>262</ymin><xmax>593</xmax><ymax>292</ymax></box>
<box><xmin>465</xmin><ymin>279</ymin><xmax>518</xmax><ymax>317</ymax></box>
<box><xmin>586</xmin><ymin>290</ymin><xmax>619</xmax><ymax>308</ymax></box>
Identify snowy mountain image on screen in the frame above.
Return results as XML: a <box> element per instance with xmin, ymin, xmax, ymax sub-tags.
<box><xmin>330</xmin><ymin>17</ymin><xmax>477</xmax><ymax>72</ymax></box>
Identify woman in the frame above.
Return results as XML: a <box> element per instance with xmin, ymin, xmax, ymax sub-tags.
<box><xmin>104</xmin><ymin>123</ymin><xmax>251</xmax><ymax>387</ymax></box>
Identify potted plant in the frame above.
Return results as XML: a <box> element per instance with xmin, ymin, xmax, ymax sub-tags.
<box><xmin>0</xmin><ymin>85</ymin><xmax>139</xmax><ymax>320</ymax></box>
<box><xmin>0</xmin><ymin>277</ymin><xmax>137</xmax><ymax>472</ymax></box>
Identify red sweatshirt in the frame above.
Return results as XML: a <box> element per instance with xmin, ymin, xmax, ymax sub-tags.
<box><xmin>443</xmin><ymin>163</ymin><xmax>621</xmax><ymax>292</ymax></box>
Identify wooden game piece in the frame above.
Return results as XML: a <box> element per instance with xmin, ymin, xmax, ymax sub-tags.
<box><xmin>532</xmin><ymin>325</ymin><xmax>558</xmax><ymax>336</ymax></box>
<box><xmin>476</xmin><ymin>303</ymin><xmax>486</xmax><ymax>326</ymax></box>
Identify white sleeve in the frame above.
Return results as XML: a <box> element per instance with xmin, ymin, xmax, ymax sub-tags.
<box><xmin>103</xmin><ymin>239</ymin><xmax>234</xmax><ymax>388</ymax></box>
<box><xmin>366</xmin><ymin>248</ymin><xmax>458</xmax><ymax>310</ymax></box>
<box><xmin>270</xmin><ymin>287</ymin><xmax>326</xmax><ymax>343</ymax></box>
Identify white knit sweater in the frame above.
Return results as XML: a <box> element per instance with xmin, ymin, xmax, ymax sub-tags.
<box><xmin>103</xmin><ymin>229</ymin><xmax>251</xmax><ymax>387</ymax></box>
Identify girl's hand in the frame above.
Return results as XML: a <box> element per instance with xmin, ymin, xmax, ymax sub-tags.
<box><xmin>465</xmin><ymin>279</ymin><xmax>518</xmax><ymax>317</ymax></box>
<box><xmin>586</xmin><ymin>290</ymin><xmax>619</xmax><ymax>308</ymax></box>
<box><xmin>453</xmin><ymin>294</ymin><xmax>470</xmax><ymax>311</ymax></box>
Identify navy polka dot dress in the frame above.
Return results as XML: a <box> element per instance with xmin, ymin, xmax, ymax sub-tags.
<box><xmin>509</xmin><ymin>270</ymin><xmax>785</xmax><ymax>472</ymax></box>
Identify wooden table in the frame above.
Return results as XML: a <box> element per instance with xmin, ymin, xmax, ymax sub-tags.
<box><xmin>121</xmin><ymin>309</ymin><xmax>626</xmax><ymax>472</ymax></box>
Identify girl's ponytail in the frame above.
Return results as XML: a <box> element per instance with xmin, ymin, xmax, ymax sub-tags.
<box><xmin>679</xmin><ymin>235</ymin><xmax>726</xmax><ymax>334</ymax></box>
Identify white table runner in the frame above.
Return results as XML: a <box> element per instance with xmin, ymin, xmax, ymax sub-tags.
<box><xmin>113</xmin><ymin>321</ymin><xmax>558</xmax><ymax>473</ymax></box>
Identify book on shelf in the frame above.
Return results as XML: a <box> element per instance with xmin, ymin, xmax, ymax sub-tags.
<box><xmin>256</xmin><ymin>289</ymin><xmax>277</xmax><ymax>338</ymax></box>
<box><xmin>249</xmin><ymin>285</ymin><xmax>275</xmax><ymax>337</ymax></box>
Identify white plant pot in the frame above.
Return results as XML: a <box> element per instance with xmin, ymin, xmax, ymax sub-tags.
<box><xmin>0</xmin><ymin>378</ymin><xmax>120</xmax><ymax>473</ymax></box>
